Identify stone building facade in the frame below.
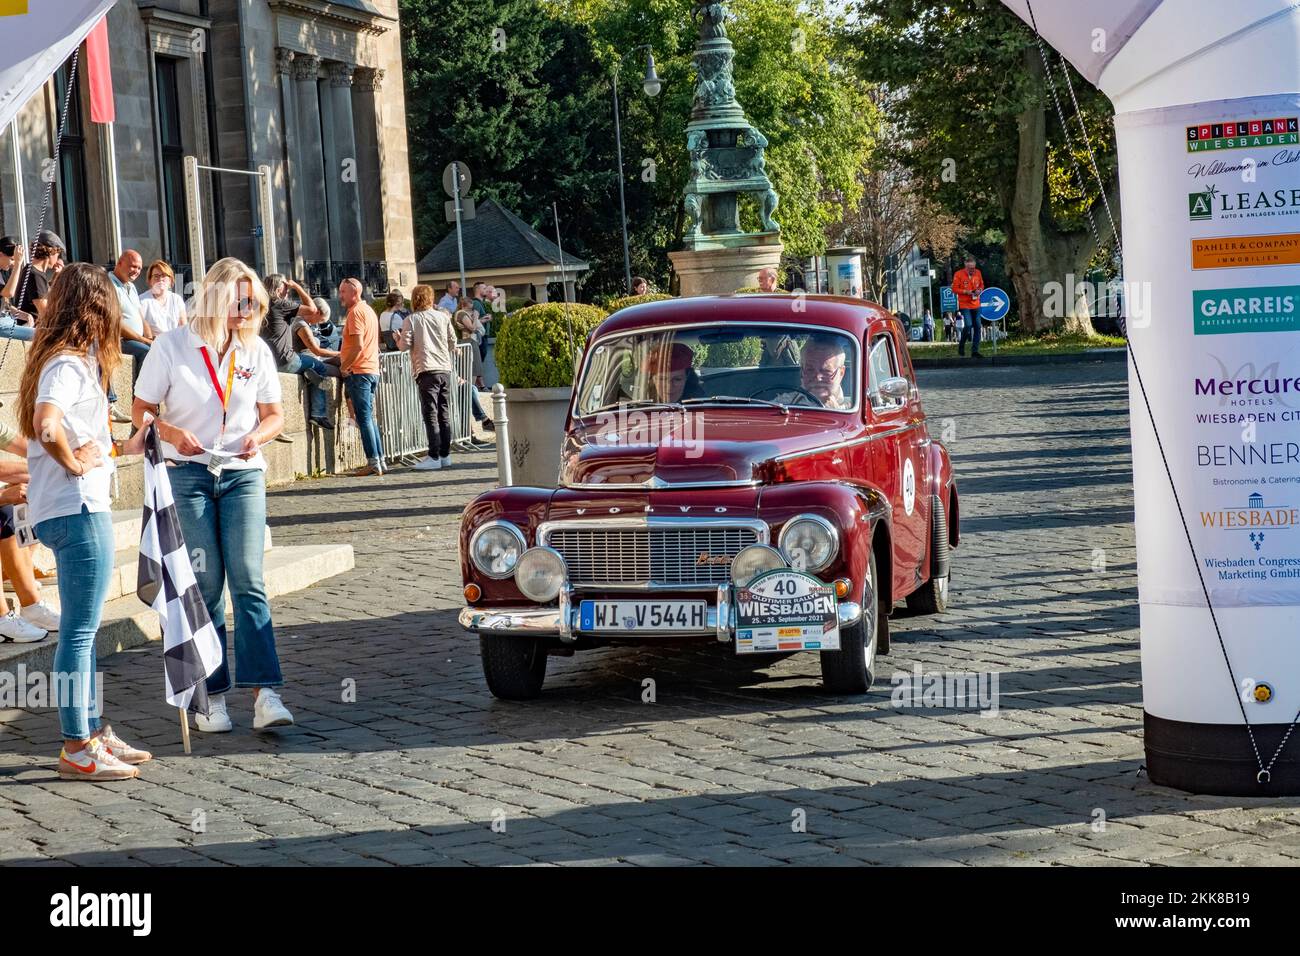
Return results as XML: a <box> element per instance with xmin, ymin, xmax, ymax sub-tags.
<box><xmin>0</xmin><ymin>0</ymin><xmax>417</xmax><ymax>297</ymax></box>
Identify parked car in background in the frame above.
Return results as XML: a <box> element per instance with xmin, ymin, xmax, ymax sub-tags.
<box><xmin>458</xmin><ymin>295</ymin><xmax>960</xmax><ymax>699</ymax></box>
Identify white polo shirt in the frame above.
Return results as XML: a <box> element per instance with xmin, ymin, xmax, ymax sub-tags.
<box><xmin>27</xmin><ymin>353</ymin><xmax>115</xmax><ymax>527</ymax></box>
<box><xmin>134</xmin><ymin>326</ymin><xmax>282</xmax><ymax>471</ymax></box>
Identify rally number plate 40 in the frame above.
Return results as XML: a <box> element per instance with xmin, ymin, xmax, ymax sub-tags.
<box><xmin>734</xmin><ymin>569</ymin><xmax>840</xmax><ymax>654</ymax></box>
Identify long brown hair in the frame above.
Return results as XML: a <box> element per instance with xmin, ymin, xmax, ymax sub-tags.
<box><xmin>18</xmin><ymin>263</ymin><xmax>122</xmax><ymax>440</ymax></box>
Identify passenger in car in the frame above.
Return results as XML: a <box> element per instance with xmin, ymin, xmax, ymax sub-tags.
<box><xmin>643</xmin><ymin>342</ymin><xmax>704</xmax><ymax>403</ymax></box>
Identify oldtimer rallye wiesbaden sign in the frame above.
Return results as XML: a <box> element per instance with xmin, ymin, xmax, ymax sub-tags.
<box><xmin>734</xmin><ymin>569</ymin><xmax>840</xmax><ymax>654</ymax></box>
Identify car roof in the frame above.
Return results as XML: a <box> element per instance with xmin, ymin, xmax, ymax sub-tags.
<box><xmin>593</xmin><ymin>294</ymin><xmax>896</xmax><ymax>339</ymax></box>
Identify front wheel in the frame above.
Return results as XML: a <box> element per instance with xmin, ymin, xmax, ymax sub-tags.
<box><xmin>480</xmin><ymin>633</ymin><xmax>548</xmax><ymax>700</ymax></box>
<box><xmin>820</xmin><ymin>551</ymin><xmax>881</xmax><ymax>694</ymax></box>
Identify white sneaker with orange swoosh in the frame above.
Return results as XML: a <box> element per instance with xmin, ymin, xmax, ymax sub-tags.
<box><xmin>58</xmin><ymin>737</ymin><xmax>140</xmax><ymax>781</ymax></box>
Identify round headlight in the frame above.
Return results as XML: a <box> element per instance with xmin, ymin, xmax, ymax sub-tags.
<box><xmin>515</xmin><ymin>547</ymin><xmax>566</xmax><ymax>602</ymax></box>
<box><xmin>469</xmin><ymin>521</ymin><xmax>526</xmax><ymax>579</ymax></box>
<box><xmin>778</xmin><ymin>514</ymin><xmax>838</xmax><ymax>573</ymax></box>
<box><xmin>731</xmin><ymin>544</ymin><xmax>787</xmax><ymax>587</ymax></box>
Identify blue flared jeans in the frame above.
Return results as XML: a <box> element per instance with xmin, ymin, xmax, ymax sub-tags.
<box><xmin>168</xmin><ymin>463</ymin><xmax>282</xmax><ymax>694</ymax></box>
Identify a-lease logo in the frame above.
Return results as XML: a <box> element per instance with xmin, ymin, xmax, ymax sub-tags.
<box><xmin>49</xmin><ymin>886</ymin><xmax>151</xmax><ymax>937</ymax></box>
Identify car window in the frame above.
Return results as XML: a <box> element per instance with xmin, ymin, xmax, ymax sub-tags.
<box><xmin>575</xmin><ymin>325</ymin><xmax>858</xmax><ymax>414</ymax></box>
<box><xmin>867</xmin><ymin>334</ymin><xmax>903</xmax><ymax>410</ymax></box>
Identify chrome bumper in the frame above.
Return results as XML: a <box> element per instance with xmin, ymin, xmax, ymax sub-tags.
<box><xmin>459</xmin><ymin>584</ymin><xmax>862</xmax><ymax>643</ymax></box>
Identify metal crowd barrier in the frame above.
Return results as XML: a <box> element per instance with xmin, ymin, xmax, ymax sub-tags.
<box><xmin>369</xmin><ymin>343</ymin><xmax>480</xmax><ymax>465</ymax></box>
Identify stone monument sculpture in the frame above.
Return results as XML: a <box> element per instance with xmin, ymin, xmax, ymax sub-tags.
<box><xmin>669</xmin><ymin>0</ymin><xmax>784</xmax><ymax>295</ymax></box>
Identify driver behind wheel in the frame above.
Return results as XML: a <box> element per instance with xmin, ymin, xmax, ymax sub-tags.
<box><xmin>643</xmin><ymin>342</ymin><xmax>703</xmax><ymax>403</ymax></box>
<box><xmin>776</xmin><ymin>335</ymin><xmax>850</xmax><ymax>409</ymax></box>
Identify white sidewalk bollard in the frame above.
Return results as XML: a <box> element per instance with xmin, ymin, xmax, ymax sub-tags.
<box><xmin>492</xmin><ymin>383</ymin><xmax>511</xmax><ymax>488</ymax></box>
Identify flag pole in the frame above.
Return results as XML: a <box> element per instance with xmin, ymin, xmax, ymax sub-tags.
<box><xmin>179</xmin><ymin>707</ymin><xmax>191</xmax><ymax>755</ymax></box>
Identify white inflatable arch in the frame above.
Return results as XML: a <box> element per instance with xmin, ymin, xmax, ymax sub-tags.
<box><xmin>1003</xmin><ymin>0</ymin><xmax>1300</xmax><ymax>794</ymax></box>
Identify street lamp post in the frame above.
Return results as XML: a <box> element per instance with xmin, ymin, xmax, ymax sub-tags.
<box><xmin>612</xmin><ymin>46</ymin><xmax>661</xmax><ymax>294</ymax></box>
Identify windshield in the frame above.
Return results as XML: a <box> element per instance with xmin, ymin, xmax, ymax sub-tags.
<box><xmin>576</xmin><ymin>324</ymin><xmax>858</xmax><ymax>416</ymax></box>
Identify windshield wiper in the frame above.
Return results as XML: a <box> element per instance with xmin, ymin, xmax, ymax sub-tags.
<box><xmin>681</xmin><ymin>396</ymin><xmax>789</xmax><ymax>414</ymax></box>
<box><xmin>588</xmin><ymin>398</ymin><xmax>683</xmax><ymax>414</ymax></box>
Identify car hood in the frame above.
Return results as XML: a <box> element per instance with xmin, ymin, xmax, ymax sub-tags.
<box><xmin>559</xmin><ymin>406</ymin><xmax>858</xmax><ymax>487</ymax></box>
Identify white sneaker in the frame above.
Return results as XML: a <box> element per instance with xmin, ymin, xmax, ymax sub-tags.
<box><xmin>413</xmin><ymin>456</ymin><xmax>442</xmax><ymax>471</ymax></box>
<box><xmin>194</xmin><ymin>694</ymin><xmax>233</xmax><ymax>733</ymax></box>
<box><xmin>20</xmin><ymin>601</ymin><xmax>60</xmax><ymax>632</ymax></box>
<box><xmin>0</xmin><ymin>610</ymin><xmax>46</xmax><ymax>643</ymax></box>
<box><xmin>439</xmin><ymin>456</ymin><xmax>452</xmax><ymax>468</ymax></box>
<box><xmin>253</xmin><ymin>688</ymin><xmax>294</xmax><ymax>729</ymax></box>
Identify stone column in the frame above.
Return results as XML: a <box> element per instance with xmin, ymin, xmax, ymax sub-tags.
<box><xmin>275</xmin><ymin>48</ymin><xmax>306</xmax><ymax>277</ymax></box>
<box><xmin>292</xmin><ymin>54</ymin><xmax>329</xmax><ymax>271</ymax></box>
<box><xmin>352</xmin><ymin>68</ymin><xmax>387</xmax><ymax>266</ymax></box>
<box><xmin>326</xmin><ymin>62</ymin><xmax>365</xmax><ymax>285</ymax></box>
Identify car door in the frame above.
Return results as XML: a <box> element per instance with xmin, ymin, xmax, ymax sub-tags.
<box><xmin>865</xmin><ymin>328</ymin><xmax>929</xmax><ymax>598</ymax></box>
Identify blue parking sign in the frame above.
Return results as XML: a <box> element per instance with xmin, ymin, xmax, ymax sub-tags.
<box><xmin>979</xmin><ymin>287</ymin><xmax>1010</xmax><ymax>322</ymax></box>
<box><xmin>940</xmin><ymin>286</ymin><xmax>957</xmax><ymax>312</ymax></box>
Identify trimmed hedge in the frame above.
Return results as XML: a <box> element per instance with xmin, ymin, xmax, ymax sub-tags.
<box><xmin>607</xmin><ymin>292</ymin><xmax>674</xmax><ymax>312</ymax></box>
<box><xmin>494</xmin><ymin>302</ymin><xmax>609</xmax><ymax>388</ymax></box>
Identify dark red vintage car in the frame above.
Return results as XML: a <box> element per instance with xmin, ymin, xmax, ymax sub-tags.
<box><xmin>459</xmin><ymin>295</ymin><xmax>959</xmax><ymax>698</ymax></box>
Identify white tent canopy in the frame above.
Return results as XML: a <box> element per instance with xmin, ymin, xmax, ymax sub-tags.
<box><xmin>0</xmin><ymin>0</ymin><xmax>114</xmax><ymax>131</ymax></box>
<box><xmin>1002</xmin><ymin>0</ymin><xmax>1300</xmax><ymax>113</ymax></box>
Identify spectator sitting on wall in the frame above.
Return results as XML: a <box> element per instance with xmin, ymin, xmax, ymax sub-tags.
<box><xmin>291</xmin><ymin>297</ymin><xmax>342</xmax><ymax>430</ymax></box>
<box><xmin>379</xmin><ymin>289</ymin><xmax>409</xmax><ymax>352</ymax></box>
<box><xmin>262</xmin><ymin>273</ymin><xmax>323</xmax><ymax>375</ymax></box>
<box><xmin>15</xmin><ymin>231</ymin><xmax>65</xmax><ymax>323</ymax></box>
<box><xmin>140</xmin><ymin>260</ymin><xmax>187</xmax><ymax>336</ymax></box>
<box><xmin>0</xmin><ymin>236</ymin><xmax>36</xmax><ymax>341</ymax></box>
<box><xmin>0</xmin><ymin>420</ymin><xmax>61</xmax><ymax>640</ymax></box>
<box><xmin>437</xmin><ymin>280</ymin><xmax>460</xmax><ymax>314</ymax></box>
<box><xmin>111</xmin><ymin>250</ymin><xmax>153</xmax><ymax>387</ymax></box>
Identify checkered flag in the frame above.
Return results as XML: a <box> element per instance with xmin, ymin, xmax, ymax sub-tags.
<box><xmin>137</xmin><ymin>422</ymin><xmax>222</xmax><ymax>714</ymax></box>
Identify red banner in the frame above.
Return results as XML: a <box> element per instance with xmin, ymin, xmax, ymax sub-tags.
<box><xmin>85</xmin><ymin>15</ymin><xmax>114</xmax><ymax>124</ymax></box>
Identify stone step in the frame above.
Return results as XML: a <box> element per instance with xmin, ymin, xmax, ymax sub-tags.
<box><xmin>26</xmin><ymin>509</ymin><xmax>272</xmax><ymax>577</ymax></box>
<box><xmin>0</xmin><ymin>542</ymin><xmax>355</xmax><ymax>675</ymax></box>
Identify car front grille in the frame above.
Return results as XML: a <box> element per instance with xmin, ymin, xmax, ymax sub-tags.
<box><xmin>544</xmin><ymin>525</ymin><xmax>762</xmax><ymax>588</ymax></box>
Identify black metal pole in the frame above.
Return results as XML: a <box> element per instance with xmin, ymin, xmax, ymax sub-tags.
<box><xmin>612</xmin><ymin>66</ymin><xmax>632</xmax><ymax>294</ymax></box>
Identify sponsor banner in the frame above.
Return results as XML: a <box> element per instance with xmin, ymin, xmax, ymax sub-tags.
<box><xmin>1191</xmin><ymin>233</ymin><xmax>1300</xmax><ymax>270</ymax></box>
<box><xmin>1117</xmin><ymin>93</ymin><xmax>1300</xmax><ymax>608</ymax></box>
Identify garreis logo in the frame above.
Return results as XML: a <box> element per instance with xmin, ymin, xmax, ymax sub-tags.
<box><xmin>50</xmin><ymin>886</ymin><xmax>151</xmax><ymax>936</ymax></box>
<box><xmin>1187</xmin><ymin>117</ymin><xmax>1299</xmax><ymax>152</ymax></box>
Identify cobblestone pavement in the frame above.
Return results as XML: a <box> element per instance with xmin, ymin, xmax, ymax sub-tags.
<box><xmin>3</xmin><ymin>361</ymin><xmax>1300</xmax><ymax>867</ymax></box>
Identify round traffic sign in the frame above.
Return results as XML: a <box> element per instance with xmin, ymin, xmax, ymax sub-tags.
<box><xmin>979</xmin><ymin>287</ymin><xmax>1010</xmax><ymax>322</ymax></box>
<box><xmin>442</xmin><ymin>162</ymin><xmax>472</xmax><ymax>198</ymax></box>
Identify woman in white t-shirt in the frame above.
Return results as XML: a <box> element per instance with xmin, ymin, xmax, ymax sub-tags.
<box><xmin>133</xmin><ymin>257</ymin><xmax>294</xmax><ymax>735</ymax></box>
<box><xmin>19</xmin><ymin>263</ymin><xmax>151</xmax><ymax>781</ymax></box>
<box><xmin>139</xmin><ymin>259</ymin><xmax>187</xmax><ymax>336</ymax></box>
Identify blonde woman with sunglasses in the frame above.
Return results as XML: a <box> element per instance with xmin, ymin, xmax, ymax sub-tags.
<box><xmin>132</xmin><ymin>258</ymin><xmax>294</xmax><ymax>733</ymax></box>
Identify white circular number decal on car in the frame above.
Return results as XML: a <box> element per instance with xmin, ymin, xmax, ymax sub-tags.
<box><xmin>903</xmin><ymin>458</ymin><xmax>916</xmax><ymax>516</ymax></box>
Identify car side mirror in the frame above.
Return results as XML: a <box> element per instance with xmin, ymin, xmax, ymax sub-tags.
<box><xmin>878</xmin><ymin>376</ymin><xmax>910</xmax><ymax>402</ymax></box>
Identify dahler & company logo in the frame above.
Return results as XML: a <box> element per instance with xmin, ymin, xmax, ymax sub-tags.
<box><xmin>1187</xmin><ymin>117</ymin><xmax>1299</xmax><ymax>152</ymax></box>
<box><xmin>1193</xmin><ymin>285</ymin><xmax>1300</xmax><ymax>335</ymax></box>
<box><xmin>1188</xmin><ymin>183</ymin><xmax>1300</xmax><ymax>222</ymax></box>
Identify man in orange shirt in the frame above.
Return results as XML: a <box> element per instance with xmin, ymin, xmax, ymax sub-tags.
<box><xmin>952</xmin><ymin>256</ymin><xmax>985</xmax><ymax>359</ymax></box>
<box><xmin>339</xmin><ymin>278</ymin><xmax>385</xmax><ymax>476</ymax></box>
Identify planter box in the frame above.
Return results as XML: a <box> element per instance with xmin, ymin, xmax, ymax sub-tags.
<box><xmin>504</xmin><ymin>386</ymin><xmax>570</xmax><ymax>488</ymax></box>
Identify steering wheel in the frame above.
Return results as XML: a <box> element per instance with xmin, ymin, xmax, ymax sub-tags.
<box><xmin>750</xmin><ymin>384</ymin><xmax>823</xmax><ymax>407</ymax></box>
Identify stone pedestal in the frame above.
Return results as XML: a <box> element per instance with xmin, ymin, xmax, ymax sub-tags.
<box><xmin>669</xmin><ymin>239</ymin><xmax>784</xmax><ymax>297</ymax></box>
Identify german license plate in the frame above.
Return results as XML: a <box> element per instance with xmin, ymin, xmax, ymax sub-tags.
<box><xmin>579</xmin><ymin>600</ymin><xmax>708</xmax><ymax>633</ymax></box>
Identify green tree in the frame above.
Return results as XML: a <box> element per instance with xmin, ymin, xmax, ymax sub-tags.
<box><xmin>400</xmin><ymin>0</ymin><xmax>876</xmax><ymax>298</ymax></box>
<box><xmin>851</xmin><ymin>0</ymin><xmax>1120</xmax><ymax>332</ymax></box>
